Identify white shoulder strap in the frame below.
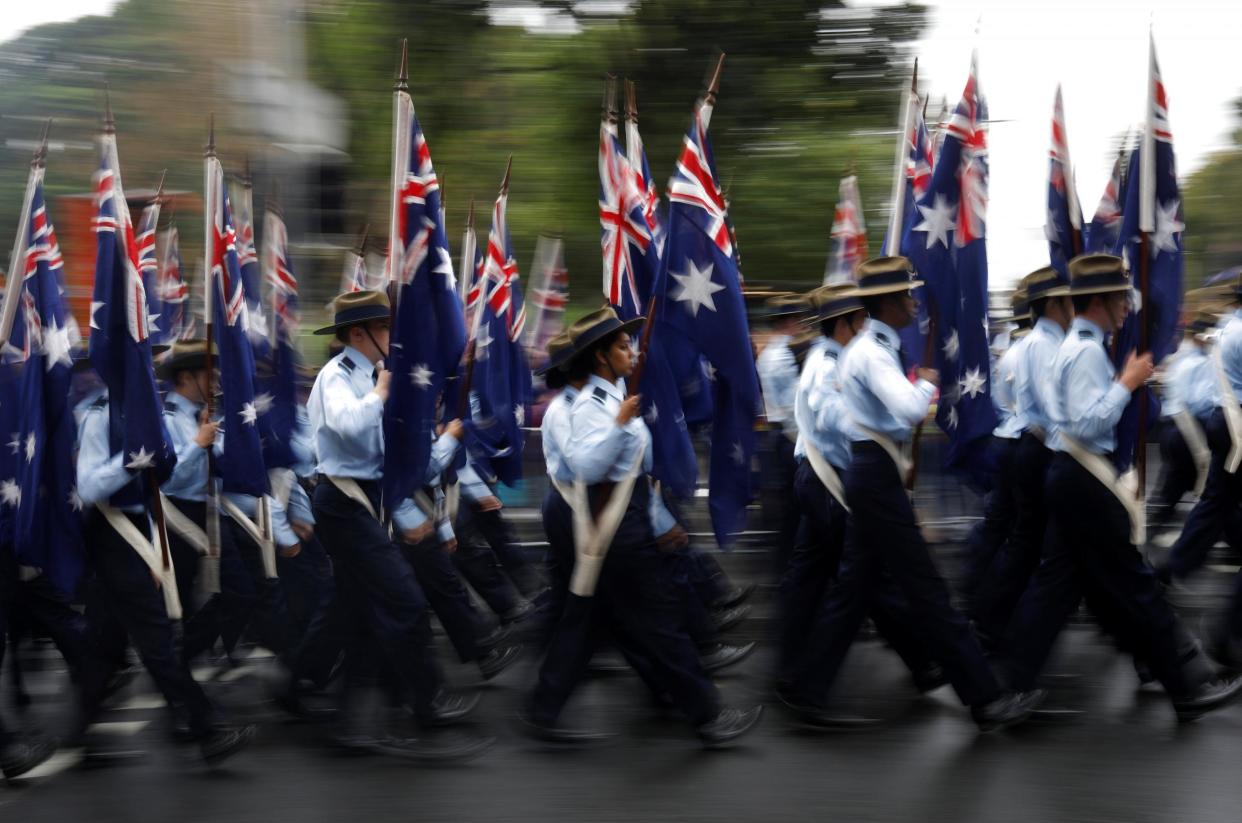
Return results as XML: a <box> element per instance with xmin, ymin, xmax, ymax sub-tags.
<box><xmin>96</xmin><ymin>503</ymin><xmax>183</xmax><ymax>619</ymax></box>
<box><xmin>802</xmin><ymin>439</ymin><xmax>849</xmax><ymax>511</ymax></box>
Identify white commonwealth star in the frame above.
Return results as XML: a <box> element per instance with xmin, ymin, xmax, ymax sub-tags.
<box><xmin>125</xmin><ymin>446</ymin><xmax>154</xmax><ymax>470</ymax></box>
<box><xmin>89</xmin><ymin>301</ymin><xmax>106</xmax><ymax>330</ymax></box>
<box><xmin>913</xmin><ymin>193</ymin><xmax>956</xmax><ymax>250</ymax></box>
<box><xmin>1044</xmin><ymin>206</ymin><xmax>1061</xmax><ymax>244</ymax></box>
<box><xmin>253</xmin><ymin>392</ymin><xmax>274</xmax><ymax>415</ymax></box>
<box><xmin>68</xmin><ymin>486</ymin><xmax>83</xmax><ymax>512</ymax></box>
<box><xmin>731</xmin><ymin>441</ymin><xmax>746</xmax><ymax>466</ymax></box>
<box><xmin>704</xmin><ymin>362</ymin><xmax>718</xmax><ymax>382</ymax></box>
<box><xmin>1151</xmin><ymin>198</ymin><xmax>1184</xmax><ymax>255</ymax></box>
<box><xmin>513</xmin><ymin>404</ymin><xmax>525</xmax><ymax>426</ymax></box>
<box><xmin>958</xmin><ymin>366</ymin><xmax>988</xmax><ymax>400</ymax></box>
<box><xmin>23</xmin><ymin>432</ymin><xmax>35</xmax><ymax>463</ymax></box>
<box><xmin>670</xmin><ymin>260</ymin><xmax>725</xmax><ymax>318</ymax></box>
<box><xmin>240</xmin><ymin>401</ymin><xmax>258</xmax><ymax>426</ymax></box>
<box><xmin>409</xmin><ymin>363</ymin><xmax>433</xmax><ymax>389</ymax></box>
<box><xmin>7</xmin><ymin>434</ymin><xmax>20</xmax><ymax>455</ymax></box>
<box><xmin>0</xmin><ymin>479</ymin><xmax>19</xmax><ymax>507</ymax></box>
<box><xmin>646</xmin><ymin>403</ymin><xmax>659</xmax><ymax>423</ymax></box>
<box><xmin>942</xmin><ymin>329</ymin><xmax>960</xmax><ymax>361</ymax></box>
<box><xmin>945</xmin><ymin>404</ymin><xmax>959</xmax><ymax>431</ymax></box>
<box><xmin>42</xmin><ymin>317</ymin><xmax>73</xmax><ymax>371</ymax></box>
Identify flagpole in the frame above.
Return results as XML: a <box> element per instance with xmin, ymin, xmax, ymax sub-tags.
<box><xmin>1135</xmin><ymin>31</ymin><xmax>1159</xmax><ymax>502</ymax></box>
<box><xmin>884</xmin><ymin>59</ymin><xmax>918</xmax><ymax>257</ymax></box>
<box><xmin>201</xmin><ymin>116</ymin><xmax>222</xmax><ymax>588</ymax></box>
<box><xmin>388</xmin><ymin>39</ymin><xmax>409</xmax><ymax>290</ymax></box>
<box><xmin>459</xmin><ymin>202</ymin><xmax>474</xmax><ymax>310</ymax></box>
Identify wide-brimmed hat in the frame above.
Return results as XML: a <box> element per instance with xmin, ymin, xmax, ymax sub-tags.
<box><xmin>1068</xmin><ymin>254</ymin><xmax>1131</xmax><ymax>296</ymax></box>
<box><xmin>534</xmin><ymin>330</ymin><xmax>577</xmax><ymax>377</ymax></box>
<box><xmin>312</xmin><ymin>290</ymin><xmax>391</xmax><ymax>335</ymax></box>
<box><xmin>1022</xmin><ymin>265</ymin><xmax>1071</xmax><ymax>301</ymax></box>
<box><xmin>765</xmin><ymin>293</ymin><xmax>810</xmax><ymax>319</ymax></box>
<box><xmin>788</xmin><ymin>328</ymin><xmax>822</xmax><ymax>370</ymax></box>
<box><xmin>564</xmin><ymin>306</ymin><xmax>644</xmax><ymax>359</ymax></box>
<box><xmin>806</xmin><ymin>282</ymin><xmax>864</xmax><ymax>322</ymax></box>
<box><xmin>156</xmin><ymin>339</ymin><xmax>214</xmax><ymax>379</ymax></box>
<box><xmin>1189</xmin><ymin>311</ymin><xmax>1218</xmax><ymax>335</ymax></box>
<box><xmin>853</xmin><ymin>256</ymin><xmax>924</xmax><ymax>296</ymax></box>
<box><xmin>1010</xmin><ymin>286</ymin><xmax>1030</xmax><ymax>321</ymax></box>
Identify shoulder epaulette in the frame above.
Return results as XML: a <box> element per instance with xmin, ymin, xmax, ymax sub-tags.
<box><xmin>164</xmin><ymin>400</ymin><xmax>178</xmax><ymax>414</ymax></box>
<box><xmin>91</xmin><ymin>395</ymin><xmax>108</xmax><ymax>410</ymax></box>
<box><xmin>826</xmin><ymin>350</ymin><xmax>839</xmax><ymax>361</ymax></box>
<box><xmin>592</xmin><ymin>386</ymin><xmax>609</xmax><ymax>405</ymax></box>
<box><xmin>874</xmin><ymin>332</ymin><xmax>892</xmax><ymax>349</ymax></box>
<box><xmin>1078</xmin><ymin>330</ymin><xmax>1093</xmax><ymax>340</ymax></box>
<box><xmin>339</xmin><ymin>356</ymin><xmax>357</xmax><ymax>374</ymax></box>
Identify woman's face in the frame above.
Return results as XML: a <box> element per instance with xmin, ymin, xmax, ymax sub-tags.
<box><xmin>600</xmin><ymin>332</ymin><xmax>635</xmax><ymax>380</ymax></box>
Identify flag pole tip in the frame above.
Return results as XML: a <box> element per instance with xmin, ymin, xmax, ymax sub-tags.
<box><xmin>102</xmin><ymin>82</ymin><xmax>116</xmax><ymax>134</ymax></box>
<box><xmin>154</xmin><ymin>169</ymin><xmax>167</xmax><ymax>201</ymax></box>
<box><xmin>395</xmin><ymin>39</ymin><xmax>409</xmax><ymax>90</ymax></box>
<box><xmin>205</xmin><ymin>114</ymin><xmax>216</xmax><ymax>157</ymax></box>
<box><xmin>624</xmin><ymin>78</ymin><xmax>637</xmax><ymax>121</ymax></box>
<box><xmin>705</xmin><ymin>52</ymin><xmax>726</xmax><ymax>99</ymax></box>
<box><xmin>500</xmin><ymin>155</ymin><xmax>513</xmax><ymax>195</ymax></box>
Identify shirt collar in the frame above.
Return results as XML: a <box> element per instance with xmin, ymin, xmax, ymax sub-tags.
<box><xmin>1072</xmin><ymin>316</ymin><xmax>1106</xmax><ymax>341</ymax></box>
<box><xmin>585</xmin><ymin>373</ymin><xmax>624</xmax><ymax>401</ymax></box>
<box><xmin>563</xmin><ymin>385</ymin><xmax>581</xmax><ymax>402</ymax></box>
<box><xmin>824</xmin><ymin>337</ymin><xmax>844</xmax><ymax>357</ymax></box>
<box><xmin>341</xmin><ymin>345</ymin><xmax>377</xmax><ymax>380</ymax></box>
<box><xmin>1035</xmin><ymin>316</ymin><xmax>1066</xmax><ymax>341</ymax></box>
<box><xmin>167</xmin><ymin>389</ymin><xmax>202</xmax><ymax>415</ymax></box>
<box><xmin>867</xmin><ymin>318</ymin><xmax>902</xmax><ymax>351</ymax></box>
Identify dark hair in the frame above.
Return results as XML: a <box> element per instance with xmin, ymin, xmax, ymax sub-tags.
<box><xmin>545</xmin><ymin>369</ymin><xmax>568</xmax><ymax>391</ymax></box>
<box><xmin>1029</xmin><ymin>297</ymin><xmax>1049</xmax><ymax>320</ymax></box>
<box><xmin>861</xmin><ymin>294</ymin><xmax>897</xmax><ymax>318</ymax></box>
<box><xmin>335</xmin><ymin>326</ymin><xmax>352</xmax><ymax>344</ymax></box>
<box><xmin>1071</xmin><ymin>293</ymin><xmax>1097</xmax><ymax>314</ymax></box>
<box><xmin>1014</xmin><ymin>316</ymin><xmax>1032</xmax><ymax>331</ymax></box>
<box><xmin>819</xmin><ymin>316</ymin><xmax>840</xmax><ymax>338</ymax></box>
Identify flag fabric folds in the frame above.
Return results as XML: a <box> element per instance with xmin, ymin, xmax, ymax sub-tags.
<box><xmin>261</xmin><ymin>206</ymin><xmax>301</xmax><ymax>471</ymax></box>
<box><xmin>661</xmin><ymin>91</ymin><xmax>760</xmax><ymax>542</ymax></box>
<box><xmin>382</xmin><ymin>90</ymin><xmax>467</xmax><ymax>508</ymax></box>
<box><xmin>523</xmin><ymin>234</ymin><xmax>570</xmax><ymax>354</ymax></box>
<box><xmin>824</xmin><ymin>174</ymin><xmax>868</xmax><ymax>285</ymax></box>
<box><xmin>1046</xmin><ymin>84</ymin><xmax>1084</xmax><ymax>281</ymax></box>
<box><xmin>902</xmin><ymin>54</ymin><xmax>997</xmax><ymax>478</ymax></box>
<box><xmin>205</xmin><ymin>154</ymin><xmax>268</xmax><ymax>498</ymax></box>
<box><xmin>154</xmin><ymin>224</ymin><xmax>189</xmax><ymax>343</ymax></box>
<box><xmin>88</xmin><ymin>129</ymin><xmax>177</xmax><ymax>506</ymax></box>
<box><xmin>13</xmin><ymin>172</ymin><xmax>83</xmax><ymax>595</ymax></box>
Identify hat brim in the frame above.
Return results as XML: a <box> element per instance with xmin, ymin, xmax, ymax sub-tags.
<box><xmin>852</xmin><ymin>279</ymin><xmax>924</xmax><ymax>297</ymax></box>
<box><xmin>566</xmin><ymin>316</ymin><xmax>645</xmax><ymax>369</ymax></box>
<box><xmin>1069</xmin><ymin>283</ymin><xmax>1131</xmax><ymax>297</ymax></box>
<box><xmin>312</xmin><ymin>305</ymin><xmax>392</xmax><ymax>335</ymax></box>
<box><xmin>156</xmin><ymin>352</ymin><xmax>211</xmax><ymax>379</ymax></box>
<box><xmin>1029</xmin><ymin>285</ymin><xmax>1072</xmax><ymax>299</ymax></box>
<box><xmin>534</xmin><ymin>347</ymin><xmax>577</xmax><ymax>378</ymax></box>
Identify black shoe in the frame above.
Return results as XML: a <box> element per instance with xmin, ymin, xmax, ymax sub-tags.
<box><xmin>775</xmin><ymin>690</ymin><xmax>882</xmax><ymax>730</ymax></box>
<box><xmin>476</xmin><ymin>623</ymin><xmax>513</xmax><ymax>650</ymax></box>
<box><xmin>1152</xmin><ymin>563</ymin><xmax>1174</xmax><ymax>587</ymax></box>
<box><xmin>369</xmin><ymin>732</ymin><xmax>495</xmax><ymax>763</ymax></box>
<box><xmin>1204</xmin><ymin>636</ymin><xmax>1242</xmax><ymax>673</ymax></box>
<box><xmin>500</xmin><ymin>600</ymin><xmax>535</xmax><ymax>625</ymax></box>
<box><xmin>712</xmin><ymin>583</ymin><xmax>756</xmax><ymax>610</ymax></box>
<box><xmin>911</xmin><ymin>663</ymin><xmax>947</xmax><ymax>694</ymax></box>
<box><xmin>713</xmin><ymin>604</ymin><xmax>751</xmax><ymax>634</ymax></box>
<box><xmin>697</xmin><ymin>705</ymin><xmax>763</xmax><ymax>747</ymax></box>
<box><xmin>1</xmin><ymin>732</ymin><xmax>57</xmax><ymax>780</ymax></box>
<box><xmin>699</xmin><ymin>642</ymin><xmax>756</xmax><ymax>673</ymax></box>
<box><xmin>517</xmin><ymin>712</ymin><xmax>614</xmax><ymax>745</ymax></box>
<box><xmin>586</xmin><ymin>652</ymin><xmax>631</xmax><ymax>675</ymax></box>
<box><xmin>971</xmin><ymin>689</ymin><xmax>1045</xmax><ymax>732</ymax></box>
<box><xmin>1173</xmin><ymin>676</ymin><xmax>1242</xmax><ymax>722</ymax></box>
<box><xmin>478</xmin><ymin>644</ymin><xmax>523</xmax><ymax>680</ymax></box>
<box><xmin>198</xmin><ymin>724</ymin><xmax>256</xmax><ymax>767</ymax></box>
<box><xmin>426</xmin><ymin>690</ymin><xmax>482</xmax><ymax>727</ymax></box>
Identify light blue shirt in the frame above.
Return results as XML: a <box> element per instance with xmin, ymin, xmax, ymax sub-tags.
<box><xmin>307</xmin><ymin>346</ymin><xmax>384</xmax><ymax>480</ymax></box>
<box><xmin>1162</xmin><ymin>341</ymin><xmax>1213</xmax><ymax>418</ymax></box>
<box><xmin>390</xmin><ymin>431</ymin><xmax>459</xmax><ymax>542</ymax></box>
<box><xmin>991</xmin><ymin>335</ymin><xmax>1027</xmax><ymax>439</ymax></box>
<box><xmin>838</xmin><ymin>318</ymin><xmax>935</xmax><ymax>443</ymax></box>
<box><xmin>541</xmin><ymin>385</ymin><xmax>579</xmax><ymax>484</ymax></box>
<box><xmin>457</xmin><ymin>458</ymin><xmax>494</xmax><ymax>503</ymax></box>
<box><xmin>76</xmin><ymin>393</ymin><xmax>143</xmax><ymax>513</ymax></box>
<box><xmin>223</xmin><ymin>491</ymin><xmax>299</xmax><ymax>548</ymax></box>
<box><xmin>1047</xmin><ymin>317</ymin><xmax>1133</xmax><ymax>455</ymax></box>
<box><xmin>160</xmin><ymin>390</ymin><xmax>216</xmax><ymax>502</ymax></box>
<box><xmin>291</xmin><ymin>405</ymin><xmax>316</xmax><ymax>478</ymax></box>
<box><xmin>794</xmin><ymin>336</ymin><xmax>856</xmax><ymax>468</ymax></box>
<box><xmin>565</xmin><ymin>374</ymin><xmax>676</xmax><ymax>538</ymax></box>
<box><xmin>758</xmin><ymin>333</ymin><xmax>798</xmax><ymax>425</ymax></box>
<box><xmin>1013</xmin><ymin>317</ymin><xmax>1066</xmax><ymax>439</ymax></box>
<box><xmin>1211</xmin><ymin>310</ymin><xmax>1242</xmax><ymax>404</ymax></box>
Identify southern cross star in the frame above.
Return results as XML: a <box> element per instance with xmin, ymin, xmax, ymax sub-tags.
<box><xmin>253</xmin><ymin>392</ymin><xmax>274</xmax><ymax>416</ymax></box>
<box><xmin>913</xmin><ymin>194</ymin><xmax>956</xmax><ymax>250</ymax></box>
<box><xmin>942</xmin><ymin>329</ymin><xmax>960</xmax><ymax>361</ymax></box>
<box><xmin>240</xmin><ymin>402</ymin><xmax>259</xmax><ymax>426</ymax></box>
<box><xmin>126</xmin><ymin>446</ymin><xmax>155</xmax><ymax>470</ymax></box>
<box><xmin>409</xmin><ymin>363</ymin><xmax>433</xmax><ymax>389</ymax></box>
<box><xmin>42</xmin><ymin>317</ymin><xmax>74</xmax><ymax>371</ymax></box>
<box><xmin>958</xmin><ymin>366</ymin><xmax>987</xmax><ymax>400</ymax></box>
<box><xmin>0</xmin><ymin>479</ymin><xmax>19</xmax><ymax>507</ymax></box>
<box><xmin>670</xmin><ymin>260</ymin><xmax>725</xmax><ymax>318</ymax></box>
<box><xmin>23</xmin><ymin>432</ymin><xmax>36</xmax><ymax>463</ymax></box>
<box><xmin>1151</xmin><ymin>198</ymin><xmax>1184</xmax><ymax>256</ymax></box>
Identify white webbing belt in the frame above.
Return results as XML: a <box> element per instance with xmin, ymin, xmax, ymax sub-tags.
<box><xmin>1060</xmin><ymin>433</ymin><xmax>1147</xmax><ymax>545</ymax></box>
<box><xmin>1171</xmin><ymin>409</ymin><xmax>1211</xmax><ymax>495</ymax></box>
<box><xmin>96</xmin><ymin>503</ymin><xmax>182</xmax><ymax>619</ymax></box>
<box><xmin>802</xmin><ymin>440</ymin><xmax>849</xmax><ymax>511</ymax></box>
<box><xmin>219</xmin><ymin>495</ymin><xmax>279</xmax><ymax>580</ymax></box>
<box><xmin>159</xmin><ymin>494</ymin><xmax>209</xmax><ymax>557</ymax></box>
<box><xmin>855</xmin><ymin>425</ymin><xmax>913</xmax><ymax>487</ymax></box>
<box><xmin>557</xmin><ymin>445</ymin><xmax>646</xmax><ymax>598</ymax></box>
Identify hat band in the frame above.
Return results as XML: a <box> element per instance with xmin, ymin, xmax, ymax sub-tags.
<box><xmin>333</xmin><ymin>304</ymin><xmax>390</xmax><ymax>328</ymax></box>
<box><xmin>1027</xmin><ymin>279</ymin><xmax>1069</xmax><ymax>300</ymax></box>
<box><xmin>858</xmin><ymin>269</ymin><xmax>915</xmax><ymax>290</ymax></box>
<box><xmin>817</xmin><ymin>297</ymin><xmax>864</xmax><ymax>318</ymax></box>
<box><xmin>1071</xmin><ymin>271</ymin><xmax>1130</xmax><ymax>293</ymax></box>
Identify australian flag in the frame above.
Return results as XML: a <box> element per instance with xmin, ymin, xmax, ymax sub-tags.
<box><xmin>661</xmin><ymin>91</ymin><xmax>760</xmax><ymax>542</ymax></box>
<box><xmin>1086</xmin><ymin>149</ymin><xmax>1126</xmax><ymax>254</ymax></box>
<box><xmin>89</xmin><ymin>130</ymin><xmax>177</xmax><ymax>505</ymax></box>
<box><xmin>523</xmin><ymin>234</ymin><xmax>569</xmax><ymax>353</ymax></box>
<box><xmin>466</xmin><ymin>178</ymin><xmax>531</xmax><ymax>486</ymax></box>
<box><xmin>903</xmin><ymin>53</ymin><xmax>996</xmax><ymax>478</ymax></box>
<box><xmin>892</xmin><ymin>91</ymin><xmax>935</xmax><ymax>367</ymax></box>
<box><xmin>231</xmin><ymin>179</ymin><xmax>271</xmax><ymax>360</ymax></box>
<box><xmin>1110</xmin><ymin>35</ymin><xmax>1183</xmax><ymax>472</ymax></box>
<box><xmin>155</xmin><ymin>224</ymin><xmax>189</xmax><ymax>343</ymax></box>
<box><xmin>825</xmin><ymin>173</ymin><xmax>868</xmax><ymax>285</ymax></box>
<box><xmin>1046</xmin><ymin>84</ymin><xmax>1084</xmax><ymax>280</ymax></box>
<box><xmin>261</xmin><ymin>206</ymin><xmax>300</xmax><ymax>470</ymax></box>
<box><xmin>600</xmin><ymin>102</ymin><xmax>697</xmax><ymax>499</ymax></box>
<box><xmin>13</xmin><ymin>173</ymin><xmax>83</xmax><ymax>596</ymax></box>
<box><xmin>135</xmin><ymin>199</ymin><xmax>163</xmax><ymax>336</ymax></box>
<box><xmin>205</xmin><ymin>153</ymin><xmax>267</xmax><ymax>497</ymax></box>
<box><xmin>382</xmin><ymin>91</ymin><xmax>467</xmax><ymax>508</ymax></box>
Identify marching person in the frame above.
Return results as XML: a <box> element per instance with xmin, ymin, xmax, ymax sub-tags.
<box><xmin>777</xmin><ymin>256</ymin><xmax>1043</xmax><ymax>732</ymax></box>
<box><xmin>74</xmin><ymin>388</ymin><xmax>254</xmax><ymax>765</ymax></box>
<box><xmin>307</xmin><ymin>290</ymin><xmax>490</xmax><ymax>761</ymax></box>
<box><xmin>778</xmin><ymin>282</ymin><xmax>944</xmax><ymax>722</ymax></box>
<box><xmin>526</xmin><ymin>308</ymin><xmax>763</xmax><ymax>745</ymax></box>
<box><xmin>1001</xmin><ymin>254</ymin><xmax>1242</xmax><ymax>720</ymax></box>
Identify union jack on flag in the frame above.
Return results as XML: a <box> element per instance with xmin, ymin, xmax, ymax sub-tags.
<box><xmin>205</xmin><ymin>156</ymin><xmax>246</xmax><ymax>329</ymax></box>
<box><xmin>667</xmin><ymin>98</ymin><xmax>733</xmax><ymax>260</ymax></box>
<box><xmin>482</xmin><ymin>186</ymin><xmax>525</xmax><ymax>342</ymax></box>
<box><xmin>599</xmin><ymin>117</ymin><xmax>648</xmax><ymax>316</ymax></box>
<box><xmin>1086</xmin><ymin>148</ymin><xmax>1125</xmax><ymax>253</ymax></box>
<box><xmin>264</xmin><ymin>209</ymin><xmax>298</xmax><ymax>335</ymax></box>
<box><xmin>824</xmin><ymin>174</ymin><xmax>867</xmax><ymax>285</ymax></box>
<box><xmin>523</xmin><ymin>234</ymin><xmax>569</xmax><ymax>352</ymax></box>
<box><xmin>944</xmin><ymin>57</ymin><xmax>988</xmax><ymax>247</ymax></box>
<box><xmin>261</xmin><ymin>205</ymin><xmax>302</xmax><ymax>470</ymax></box>
<box><xmin>1046</xmin><ymin>84</ymin><xmax>1083</xmax><ymax>279</ymax></box>
<box><xmin>155</xmin><ymin>225</ymin><xmax>189</xmax><ymax>343</ymax></box>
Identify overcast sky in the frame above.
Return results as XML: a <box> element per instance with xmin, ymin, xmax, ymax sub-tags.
<box><xmin>8</xmin><ymin>1</ymin><xmax>1241</xmax><ymax>287</ymax></box>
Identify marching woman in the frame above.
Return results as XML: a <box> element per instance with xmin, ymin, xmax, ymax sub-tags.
<box><xmin>526</xmin><ymin>307</ymin><xmax>762</xmax><ymax>746</ymax></box>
